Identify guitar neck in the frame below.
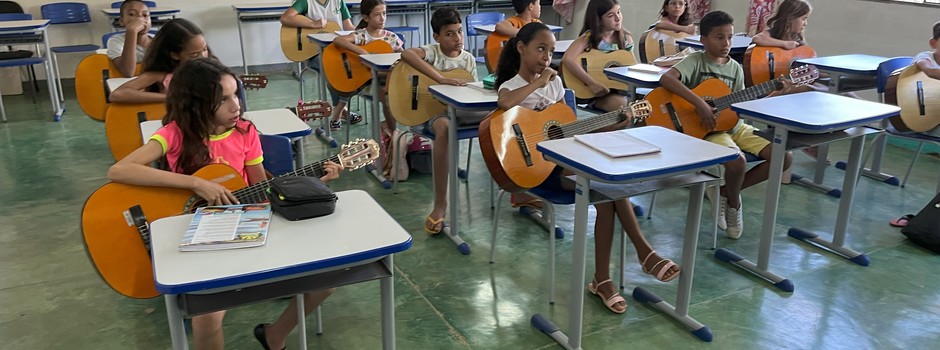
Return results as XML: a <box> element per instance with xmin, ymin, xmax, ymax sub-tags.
<box><xmin>231</xmin><ymin>155</ymin><xmax>340</xmax><ymax>204</ymax></box>
<box><xmin>711</xmin><ymin>79</ymin><xmax>782</xmax><ymax>111</ymax></box>
<box><xmin>558</xmin><ymin>110</ymin><xmax>625</xmax><ymax>138</ymax></box>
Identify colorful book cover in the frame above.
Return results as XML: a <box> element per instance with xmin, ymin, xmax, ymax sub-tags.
<box><xmin>179</xmin><ymin>203</ymin><xmax>272</xmax><ymax>251</ymax></box>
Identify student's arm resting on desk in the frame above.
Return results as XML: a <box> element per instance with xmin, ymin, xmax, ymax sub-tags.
<box><xmin>916</xmin><ymin>59</ymin><xmax>940</xmax><ymax>80</ymax></box>
<box><xmin>108</xmin><ymin>141</ymin><xmax>240</xmax><ymax>205</ymax></box>
<box><xmin>496</xmin><ymin>68</ymin><xmax>557</xmax><ymax>110</ymax></box>
<box><xmin>495</xmin><ymin>20</ymin><xmax>520</xmax><ymax>36</ymax></box>
<box><xmin>561</xmin><ymin>36</ymin><xmax>610</xmax><ymax>97</ymax></box>
<box><xmin>400</xmin><ymin>48</ymin><xmax>468</xmax><ymax>86</ymax></box>
<box><xmin>655</xmin><ymin>18</ymin><xmax>695</xmax><ymax>35</ymax></box>
<box><xmin>333</xmin><ymin>33</ymin><xmax>369</xmax><ymax>55</ymax></box>
<box><xmin>109</xmin><ymin>72</ymin><xmax>167</xmax><ymax>103</ymax></box>
<box><xmin>659</xmin><ymin>68</ymin><xmax>716</xmax><ymax>130</ymax></box>
<box><xmin>751</xmin><ymin>31</ymin><xmax>799</xmax><ymax>50</ymax></box>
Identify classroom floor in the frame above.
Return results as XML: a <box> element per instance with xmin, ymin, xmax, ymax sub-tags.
<box><xmin>2</xmin><ymin>72</ymin><xmax>939</xmax><ymax>350</ymax></box>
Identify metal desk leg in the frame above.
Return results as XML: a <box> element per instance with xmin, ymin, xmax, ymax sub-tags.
<box><xmin>439</xmin><ymin>105</ymin><xmax>470</xmax><ymax>254</ymax></box>
<box><xmin>632</xmin><ymin>182</ymin><xmax>712</xmax><ymax>341</ymax></box>
<box><xmin>791</xmin><ymin>142</ymin><xmax>841</xmax><ymax>197</ymax></box>
<box><xmin>42</xmin><ymin>32</ymin><xmax>63</xmax><ymax>121</ymax></box>
<box><xmin>381</xmin><ymin>255</ymin><xmax>396</xmax><ymax>350</ymax></box>
<box><xmin>296</xmin><ymin>294</ymin><xmax>307</xmax><ymax>349</ymax></box>
<box><xmin>363</xmin><ymin>68</ymin><xmax>392</xmax><ymax>188</ymax></box>
<box><xmin>311</xmin><ymin>56</ymin><xmax>338</xmax><ymax>148</ymax></box>
<box><xmin>715</xmin><ymin>128</ymin><xmax>794</xmax><ymax>292</ymax></box>
<box><xmin>834</xmin><ymin>132</ymin><xmax>900</xmax><ymax>186</ymax></box>
<box><xmin>236</xmin><ymin>14</ymin><xmax>248</xmax><ymax>75</ymax></box>
<box><xmin>788</xmin><ymin>134</ymin><xmax>871</xmax><ymax>266</ymax></box>
<box><xmin>164</xmin><ymin>294</ymin><xmax>189</xmax><ymax>350</ymax></box>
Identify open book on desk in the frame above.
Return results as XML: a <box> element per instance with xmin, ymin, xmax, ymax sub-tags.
<box><xmin>179</xmin><ymin>203</ymin><xmax>272</xmax><ymax>252</ymax></box>
<box><xmin>574</xmin><ymin>130</ymin><xmax>662</xmax><ymax>158</ymax></box>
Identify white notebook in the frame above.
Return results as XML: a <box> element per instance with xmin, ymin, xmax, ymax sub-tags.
<box><xmin>628</xmin><ymin>64</ymin><xmax>667</xmax><ymax>74</ymax></box>
<box><xmin>574</xmin><ymin>130</ymin><xmax>662</xmax><ymax>158</ymax></box>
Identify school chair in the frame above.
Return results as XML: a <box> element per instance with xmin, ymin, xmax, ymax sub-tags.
<box><xmin>260</xmin><ymin>134</ymin><xmax>296</xmax><ymax>177</ymax></box>
<box><xmin>41</xmin><ymin>2</ymin><xmax>100</xmax><ymax>102</ymax></box>
<box><xmin>0</xmin><ymin>6</ymin><xmax>40</xmax><ymax>97</ymax></box>
<box><xmin>386</xmin><ymin>26</ymin><xmax>418</xmax><ymax>48</ymax></box>
<box><xmin>466</xmin><ymin>12</ymin><xmax>505</xmax><ymax>64</ymax></box>
<box><xmin>0</xmin><ymin>13</ymin><xmax>44</xmax><ymax>121</ymax></box>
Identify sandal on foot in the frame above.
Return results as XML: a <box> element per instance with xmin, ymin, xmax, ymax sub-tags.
<box><xmin>424</xmin><ymin>215</ymin><xmax>445</xmax><ymax>235</ymax></box>
<box><xmin>510</xmin><ymin>193</ymin><xmax>543</xmax><ymax>210</ymax></box>
<box><xmin>641</xmin><ymin>251</ymin><xmax>680</xmax><ymax>282</ymax></box>
<box><xmin>889</xmin><ymin>214</ymin><xmax>914</xmax><ymax>228</ymax></box>
<box><xmin>253</xmin><ymin>324</ymin><xmax>286</xmax><ymax>350</ymax></box>
<box><xmin>587</xmin><ymin>278</ymin><xmax>627</xmax><ymax>314</ymax></box>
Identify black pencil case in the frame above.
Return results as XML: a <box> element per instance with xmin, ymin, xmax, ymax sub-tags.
<box><xmin>265</xmin><ymin>176</ymin><xmax>337</xmax><ymax>221</ymax></box>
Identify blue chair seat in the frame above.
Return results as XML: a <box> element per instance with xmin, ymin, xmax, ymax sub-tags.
<box><xmin>50</xmin><ymin>44</ymin><xmax>99</xmax><ymax>53</ymax></box>
<box><xmin>527</xmin><ymin>186</ymin><xmax>575</xmax><ymax>205</ymax></box>
<box><xmin>0</xmin><ymin>57</ymin><xmax>44</xmax><ymax>67</ymax></box>
<box><xmin>409</xmin><ymin>123</ymin><xmax>479</xmax><ymax>141</ymax></box>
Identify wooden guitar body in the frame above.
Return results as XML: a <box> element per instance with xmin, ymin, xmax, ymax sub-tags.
<box><xmin>279</xmin><ymin>22</ymin><xmax>342</xmax><ymax>62</ymax></box>
<box><xmin>322</xmin><ymin>41</ymin><xmax>394</xmax><ymax>96</ymax></box>
<box><xmin>74</xmin><ymin>54</ymin><xmax>140</xmax><ymax>121</ymax></box>
<box><xmin>104</xmin><ymin>102</ymin><xmax>166</xmax><ymax>161</ymax></box>
<box><xmin>895</xmin><ymin>65</ymin><xmax>940</xmax><ymax>132</ymax></box>
<box><xmin>644</xmin><ymin>79</ymin><xmax>739</xmax><ymax>139</ymax></box>
<box><xmin>484</xmin><ymin>32</ymin><xmax>511</xmax><ymax>73</ymax></box>
<box><xmin>743</xmin><ymin>45</ymin><xmax>816</xmax><ymax>87</ymax></box>
<box><xmin>386</xmin><ymin>61</ymin><xmax>475</xmax><ymax>126</ymax></box>
<box><xmin>560</xmin><ymin>49</ymin><xmax>637</xmax><ymax>100</ymax></box>
<box><xmin>638</xmin><ymin>29</ymin><xmax>690</xmax><ymax>64</ymax></box>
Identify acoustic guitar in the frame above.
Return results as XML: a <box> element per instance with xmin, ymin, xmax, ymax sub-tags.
<box><xmin>479</xmin><ymin>100</ymin><xmax>652</xmax><ymax>193</ymax></box>
<box><xmin>484</xmin><ymin>32</ymin><xmax>510</xmax><ymax>73</ymax></box>
<box><xmin>638</xmin><ymin>29</ymin><xmax>690</xmax><ymax>64</ymax></box>
<box><xmin>279</xmin><ymin>22</ymin><xmax>342</xmax><ymax>62</ymax></box>
<box><xmin>81</xmin><ymin>138</ymin><xmax>380</xmax><ymax>298</ymax></box>
<box><xmin>894</xmin><ymin>65</ymin><xmax>940</xmax><ymax>132</ymax></box>
<box><xmin>74</xmin><ymin>54</ymin><xmax>141</xmax><ymax>122</ymax></box>
<box><xmin>644</xmin><ymin>65</ymin><xmax>819</xmax><ymax>139</ymax></box>
<box><xmin>104</xmin><ymin>75</ymin><xmax>271</xmax><ymax>162</ymax></box>
<box><xmin>743</xmin><ymin>45</ymin><xmax>817</xmax><ymax>87</ymax></box>
<box><xmin>560</xmin><ymin>49</ymin><xmax>637</xmax><ymax>100</ymax></box>
<box><xmin>386</xmin><ymin>61</ymin><xmax>475</xmax><ymax>126</ymax></box>
<box><xmin>322</xmin><ymin>41</ymin><xmax>394</xmax><ymax>96</ymax></box>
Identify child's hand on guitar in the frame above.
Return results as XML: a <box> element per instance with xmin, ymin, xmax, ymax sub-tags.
<box><xmin>694</xmin><ymin>102</ymin><xmax>717</xmax><ymax>131</ymax></box>
<box><xmin>192</xmin><ymin>178</ymin><xmax>239</xmax><ymax>206</ymax></box>
<box><xmin>309</xmin><ymin>18</ymin><xmax>327</xmax><ymax>29</ymax></box>
<box><xmin>319</xmin><ymin>161</ymin><xmax>344</xmax><ymax>182</ymax></box>
<box><xmin>782</xmin><ymin>41</ymin><xmax>801</xmax><ymax>50</ymax></box>
<box><xmin>537</xmin><ymin>67</ymin><xmax>558</xmax><ymax>87</ymax></box>
<box><xmin>439</xmin><ymin>78</ymin><xmax>468</xmax><ymax>86</ymax></box>
<box><xmin>589</xmin><ymin>81</ymin><xmax>611</xmax><ymax>97</ymax></box>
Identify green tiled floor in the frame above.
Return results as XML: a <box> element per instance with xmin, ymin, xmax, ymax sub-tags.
<box><xmin>1</xmin><ymin>73</ymin><xmax>939</xmax><ymax>349</ymax></box>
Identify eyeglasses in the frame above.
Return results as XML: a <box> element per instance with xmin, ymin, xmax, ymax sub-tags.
<box><xmin>668</xmin><ymin>1</ymin><xmax>687</xmax><ymax>6</ymax></box>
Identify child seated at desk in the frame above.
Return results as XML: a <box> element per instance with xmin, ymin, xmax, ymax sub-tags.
<box><xmin>497</xmin><ymin>22</ymin><xmax>680</xmax><ymax>315</ymax></box>
<box><xmin>659</xmin><ymin>11</ymin><xmax>793</xmax><ymax>239</ymax></box>
<box><xmin>652</xmin><ymin>0</ymin><xmax>695</xmax><ymax>35</ymax></box>
<box><xmin>494</xmin><ymin>0</ymin><xmax>542</xmax><ymax>36</ymax></box>
<box><xmin>108</xmin><ymin>58</ymin><xmax>343</xmax><ymax>350</ymax></box>
<box><xmin>107</xmin><ymin>0</ymin><xmax>153</xmax><ymax>78</ymax></box>
<box><xmin>913</xmin><ymin>20</ymin><xmax>940</xmax><ymax>80</ymax></box>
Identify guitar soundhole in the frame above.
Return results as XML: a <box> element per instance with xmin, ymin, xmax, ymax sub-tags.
<box><xmin>185</xmin><ymin>197</ymin><xmax>207</xmax><ymax>214</ymax></box>
<box><xmin>546</xmin><ymin>124</ymin><xmax>564</xmax><ymax>140</ymax></box>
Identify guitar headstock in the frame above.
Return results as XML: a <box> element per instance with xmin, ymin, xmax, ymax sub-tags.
<box><xmin>240</xmin><ymin>74</ymin><xmax>269</xmax><ymax>90</ymax></box>
<box><xmin>785</xmin><ymin>65</ymin><xmax>819</xmax><ymax>87</ymax></box>
<box><xmin>337</xmin><ymin>138</ymin><xmax>380</xmax><ymax>171</ymax></box>
<box><xmin>296</xmin><ymin>100</ymin><xmax>333</xmax><ymax>121</ymax></box>
<box><xmin>628</xmin><ymin>100</ymin><xmax>653</xmax><ymax>123</ymax></box>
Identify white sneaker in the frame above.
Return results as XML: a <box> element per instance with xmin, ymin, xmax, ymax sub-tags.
<box><xmin>726</xmin><ymin>198</ymin><xmax>743</xmax><ymax>239</ymax></box>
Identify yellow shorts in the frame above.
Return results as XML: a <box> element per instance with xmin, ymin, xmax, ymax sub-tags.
<box><xmin>705</xmin><ymin>122</ymin><xmax>770</xmax><ymax>156</ymax></box>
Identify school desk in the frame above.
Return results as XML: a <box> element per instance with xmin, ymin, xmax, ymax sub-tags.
<box><xmin>306</xmin><ymin>32</ymin><xmax>341</xmax><ymax>148</ymax></box>
<box><xmin>243</xmin><ymin>108</ymin><xmax>314</xmax><ymax>169</ymax></box>
<box><xmin>553</xmin><ymin>39</ymin><xmax>572</xmax><ymax>59</ymax></box>
<box><xmin>100</xmin><ymin>7</ymin><xmax>180</xmax><ymax>32</ymax></box>
<box><xmin>676</xmin><ymin>34</ymin><xmax>752</xmax><ymax>62</ymax></box>
<box><xmin>531</xmin><ymin>126</ymin><xmax>739</xmax><ymax>347</ymax></box>
<box><xmin>151</xmin><ymin>190</ymin><xmax>413</xmax><ymax>350</ymax></box>
<box><xmin>718</xmin><ymin>92</ymin><xmax>900</xmax><ymax>292</ymax></box>
<box><xmin>428</xmin><ymin>83</ymin><xmax>499</xmax><ymax>255</ymax></box>
<box><xmin>794</xmin><ymin>54</ymin><xmax>897</xmax><ymax>187</ymax></box>
<box><xmin>232</xmin><ymin>3</ymin><xmax>292</xmax><ymax>75</ymax></box>
<box><xmin>603</xmin><ymin>64</ymin><xmax>668</xmax><ymax>102</ymax></box>
<box><xmin>359</xmin><ymin>52</ymin><xmax>403</xmax><ymax>189</ymax></box>
<box><xmin>0</xmin><ymin>20</ymin><xmax>63</xmax><ymax>121</ymax></box>
<box><xmin>472</xmin><ymin>24</ymin><xmax>563</xmax><ymax>36</ymax></box>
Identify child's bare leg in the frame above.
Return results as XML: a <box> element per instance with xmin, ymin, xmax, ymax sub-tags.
<box><xmin>592</xmin><ymin>94</ymin><xmax>629</xmax><ymax>113</ymax></box>
<box><xmin>381</xmin><ymin>84</ymin><xmax>396</xmax><ymax>131</ymax></box>
<box><xmin>720</xmin><ymin>155</ymin><xmax>746</xmax><ymax>209</ymax></box>
<box><xmin>591</xmin><ymin>202</ymin><xmax>626</xmax><ymax>312</ymax></box>
<box><xmin>743</xmin><ymin>147</ymin><xmax>793</xmax><ymax>191</ymax></box>
<box><xmin>428</xmin><ymin>117</ymin><xmax>450</xmax><ymax>225</ymax></box>
<box><xmin>612</xmin><ymin>199</ymin><xmax>680</xmax><ymax>281</ymax></box>
<box><xmin>192</xmin><ymin>311</ymin><xmax>226</xmax><ymax>350</ymax></box>
<box><xmin>331</xmin><ymin>100</ymin><xmax>347</xmax><ymax>122</ymax></box>
<box><xmin>263</xmin><ymin>289</ymin><xmax>335</xmax><ymax>350</ymax></box>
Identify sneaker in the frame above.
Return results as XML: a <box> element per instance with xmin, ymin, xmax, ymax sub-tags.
<box><xmin>330</xmin><ymin>120</ymin><xmax>343</xmax><ymax>131</ymax></box>
<box><xmin>725</xmin><ymin>198</ymin><xmax>743</xmax><ymax>239</ymax></box>
<box><xmin>348</xmin><ymin>112</ymin><xmax>363</xmax><ymax>124</ymax></box>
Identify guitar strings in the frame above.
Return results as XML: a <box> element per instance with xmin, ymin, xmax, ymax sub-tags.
<box><xmin>514</xmin><ymin>110</ymin><xmax>627</xmax><ymax>148</ymax></box>
<box><xmin>231</xmin><ymin>155</ymin><xmax>341</xmax><ymax>203</ymax></box>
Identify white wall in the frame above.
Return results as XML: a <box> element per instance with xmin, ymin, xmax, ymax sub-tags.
<box><xmin>17</xmin><ymin>0</ymin><xmax>938</xmax><ymax>80</ymax></box>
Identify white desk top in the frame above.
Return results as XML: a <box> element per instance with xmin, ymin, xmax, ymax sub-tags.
<box><xmin>0</xmin><ymin>19</ymin><xmax>50</xmax><ymax>31</ymax></box>
<box><xmin>360</xmin><ymin>53</ymin><xmax>402</xmax><ymax>70</ymax></box>
<box><xmin>101</xmin><ymin>7</ymin><xmax>180</xmax><ymax>16</ymax></box>
<box><xmin>474</xmin><ymin>24</ymin><xmax>563</xmax><ymax>36</ymax></box>
<box><xmin>429</xmin><ymin>83</ymin><xmax>498</xmax><ymax>109</ymax></box>
<box><xmin>335</xmin><ymin>30</ymin><xmax>354</xmax><ymax>36</ymax></box>
<box><xmin>794</xmin><ymin>54</ymin><xmax>887</xmax><ymax>75</ymax></box>
<box><xmin>537</xmin><ymin>126</ymin><xmax>739</xmax><ymax>183</ymax></box>
<box><xmin>603</xmin><ymin>65</ymin><xmax>668</xmax><ymax>88</ymax></box>
<box><xmin>232</xmin><ymin>2</ymin><xmax>292</xmax><ymax>11</ymax></box>
<box><xmin>731</xmin><ymin>91</ymin><xmax>900</xmax><ymax>134</ymax></box>
<box><xmin>106</xmin><ymin>77</ymin><xmax>134</xmax><ymax>92</ymax></box>
<box><xmin>244</xmin><ymin>108</ymin><xmax>313</xmax><ymax>139</ymax></box>
<box><xmin>307</xmin><ymin>33</ymin><xmax>337</xmax><ymax>46</ymax></box>
<box><xmin>678</xmin><ymin>35</ymin><xmax>751</xmax><ymax>51</ymax></box>
<box><xmin>151</xmin><ymin>190</ymin><xmax>413</xmax><ymax>294</ymax></box>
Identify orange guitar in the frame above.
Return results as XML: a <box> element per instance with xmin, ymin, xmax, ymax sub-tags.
<box><xmin>74</xmin><ymin>53</ymin><xmax>141</xmax><ymax>122</ymax></box>
<box><xmin>279</xmin><ymin>22</ymin><xmax>342</xmax><ymax>62</ymax></box>
<box><xmin>105</xmin><ymin>102</ymin><xmax>166</xmax><ymax>161</ymax></box>
<box><xmin>479</xmin><ymin>101</ymin><xmax>651</xmax><ymax>193</ymax></box>
<box><xmin>81</xmin><ymin>139</ymin><xmax>380</xmax><ymax>298</ymax></box>
<box><xmin>322</xmin><ymin>41</ymin><xmax>394</xmax><ymax>96</ymax></box>
<box><xmin>484</xmin><ymin>32</ymin><xmax>510</xmax><ymax>73</ymax></box>
<box><xmin>743</xmin><ymin>45</ymin><xmax>816</xmax><ymax>87</ymax></box>
<box><xmin>644</xmin><ymin>65</ymin><xmax>819</xmax><ymax>139</ymax></box>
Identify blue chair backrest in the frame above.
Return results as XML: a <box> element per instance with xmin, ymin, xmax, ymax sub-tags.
<box><xmin>259</xmin><ymin>134</ymin><xmax>296</xmax><ymax>176</ymax></box>
<box><xmin>41</xmin><ymin>2</ymin><xmax>92</xmax><ymax>24</ymax></box>
<box><xmin>563</xmin><ymin>89</ymin><xmax>576</xmax><ymax>114</ymax></box>
<box><xmin>111</xmin><ymin>1</ymin><xmax>157</xmax><ymax>8</ymax></box>
<box><xmin>466</xmin><ymin>12</ymin><xmax>505</xmax><ymax>36</ymax></box>
<box><xmin>876</xmin><ymin>56</ymin><xmax>913</xmax><ymax>93</ymax></box>
<box><xmin>0</xmin><ymin>13</ymin><xmax>30</xmax><ymax>21</ymax></box>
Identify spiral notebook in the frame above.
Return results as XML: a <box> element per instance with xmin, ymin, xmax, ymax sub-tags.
<box><xmin>573</xmin><ymin>130</ymin><xmax>661</xmax><ymax>158</ymax></box>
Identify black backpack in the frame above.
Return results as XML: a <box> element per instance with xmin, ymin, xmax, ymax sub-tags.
<box><xmin>901</xmin><ymin>192</ymin><xmax>940</xmax><ymax>254</ymax></box>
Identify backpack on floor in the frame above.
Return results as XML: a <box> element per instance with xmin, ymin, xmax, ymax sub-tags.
<box><xmin>901</xmin><ymin>192</ymin><xmax>940</xmax><ymax>254</ymax></box>
<box><xmin>382</xmin><ymin>129</ymin><xmax>410</xmax><ymax>182</ymax></box>
<box><xmin>407</xmin><ymin>135</ymin><xmax>433</xmax><ymax>174</ymax></box>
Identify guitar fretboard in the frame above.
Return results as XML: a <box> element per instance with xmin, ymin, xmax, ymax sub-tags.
<box><xmin>710</xmin><ymin>79</ymin><xmax>782</xmax><ymax>111</ymax></box>
<box><xmin>232</xmin><ymin>155</ymin><xmax>340</xmax><ymax>204</ymax></box>
<box><xmin>557</xmin><ymin>110</ymin><xmax>626</xmax><ymax>139</ymax></box>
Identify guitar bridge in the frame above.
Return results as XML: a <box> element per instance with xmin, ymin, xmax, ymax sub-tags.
<box><xmin>127</xmin><ymin>205</ymin><xmax>152</xmax><ymax>257</ymax></box>
<box><xmin>410</xmin><ymin>75</ymin><xmax>419</xmax><ymax>110</ymax></box>
<box><xmin>664</xmin><ymin>102</ymin><xmax>683</xmax><ymax>134</ymax></box>
<box><xmin>341</xmin><ymin>52</ymin><xmax>352</xmax><ymax>79</ymax></box>
<box><xmin>512</xmin><ymin>123</ymin><xmax>533</xmax><ymax>167</ymax></box>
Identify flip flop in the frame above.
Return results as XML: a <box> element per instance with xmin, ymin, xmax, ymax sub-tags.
<box><xmin>510</xmin><ymin>193</ymin><xmax>543</xmax><ymax>210</ymax></box>
<box><xmin>587</xmin><ymin>278</ymin><xmax>627</xmax><ymax>314</ymax></box>
<box><xmin>889</xmin><ymin>214</ymin><xmax>914</xmax><ymax>228</ymax></box>
<box><xmin>424</xmin><ymin>215</ymin><xmax>445</xmax><ymax>235</ymax></box>
<box><xmin>641</xmin><ymin>251</ymin><xmax>681</xmax><ymax>282</ymax></box>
